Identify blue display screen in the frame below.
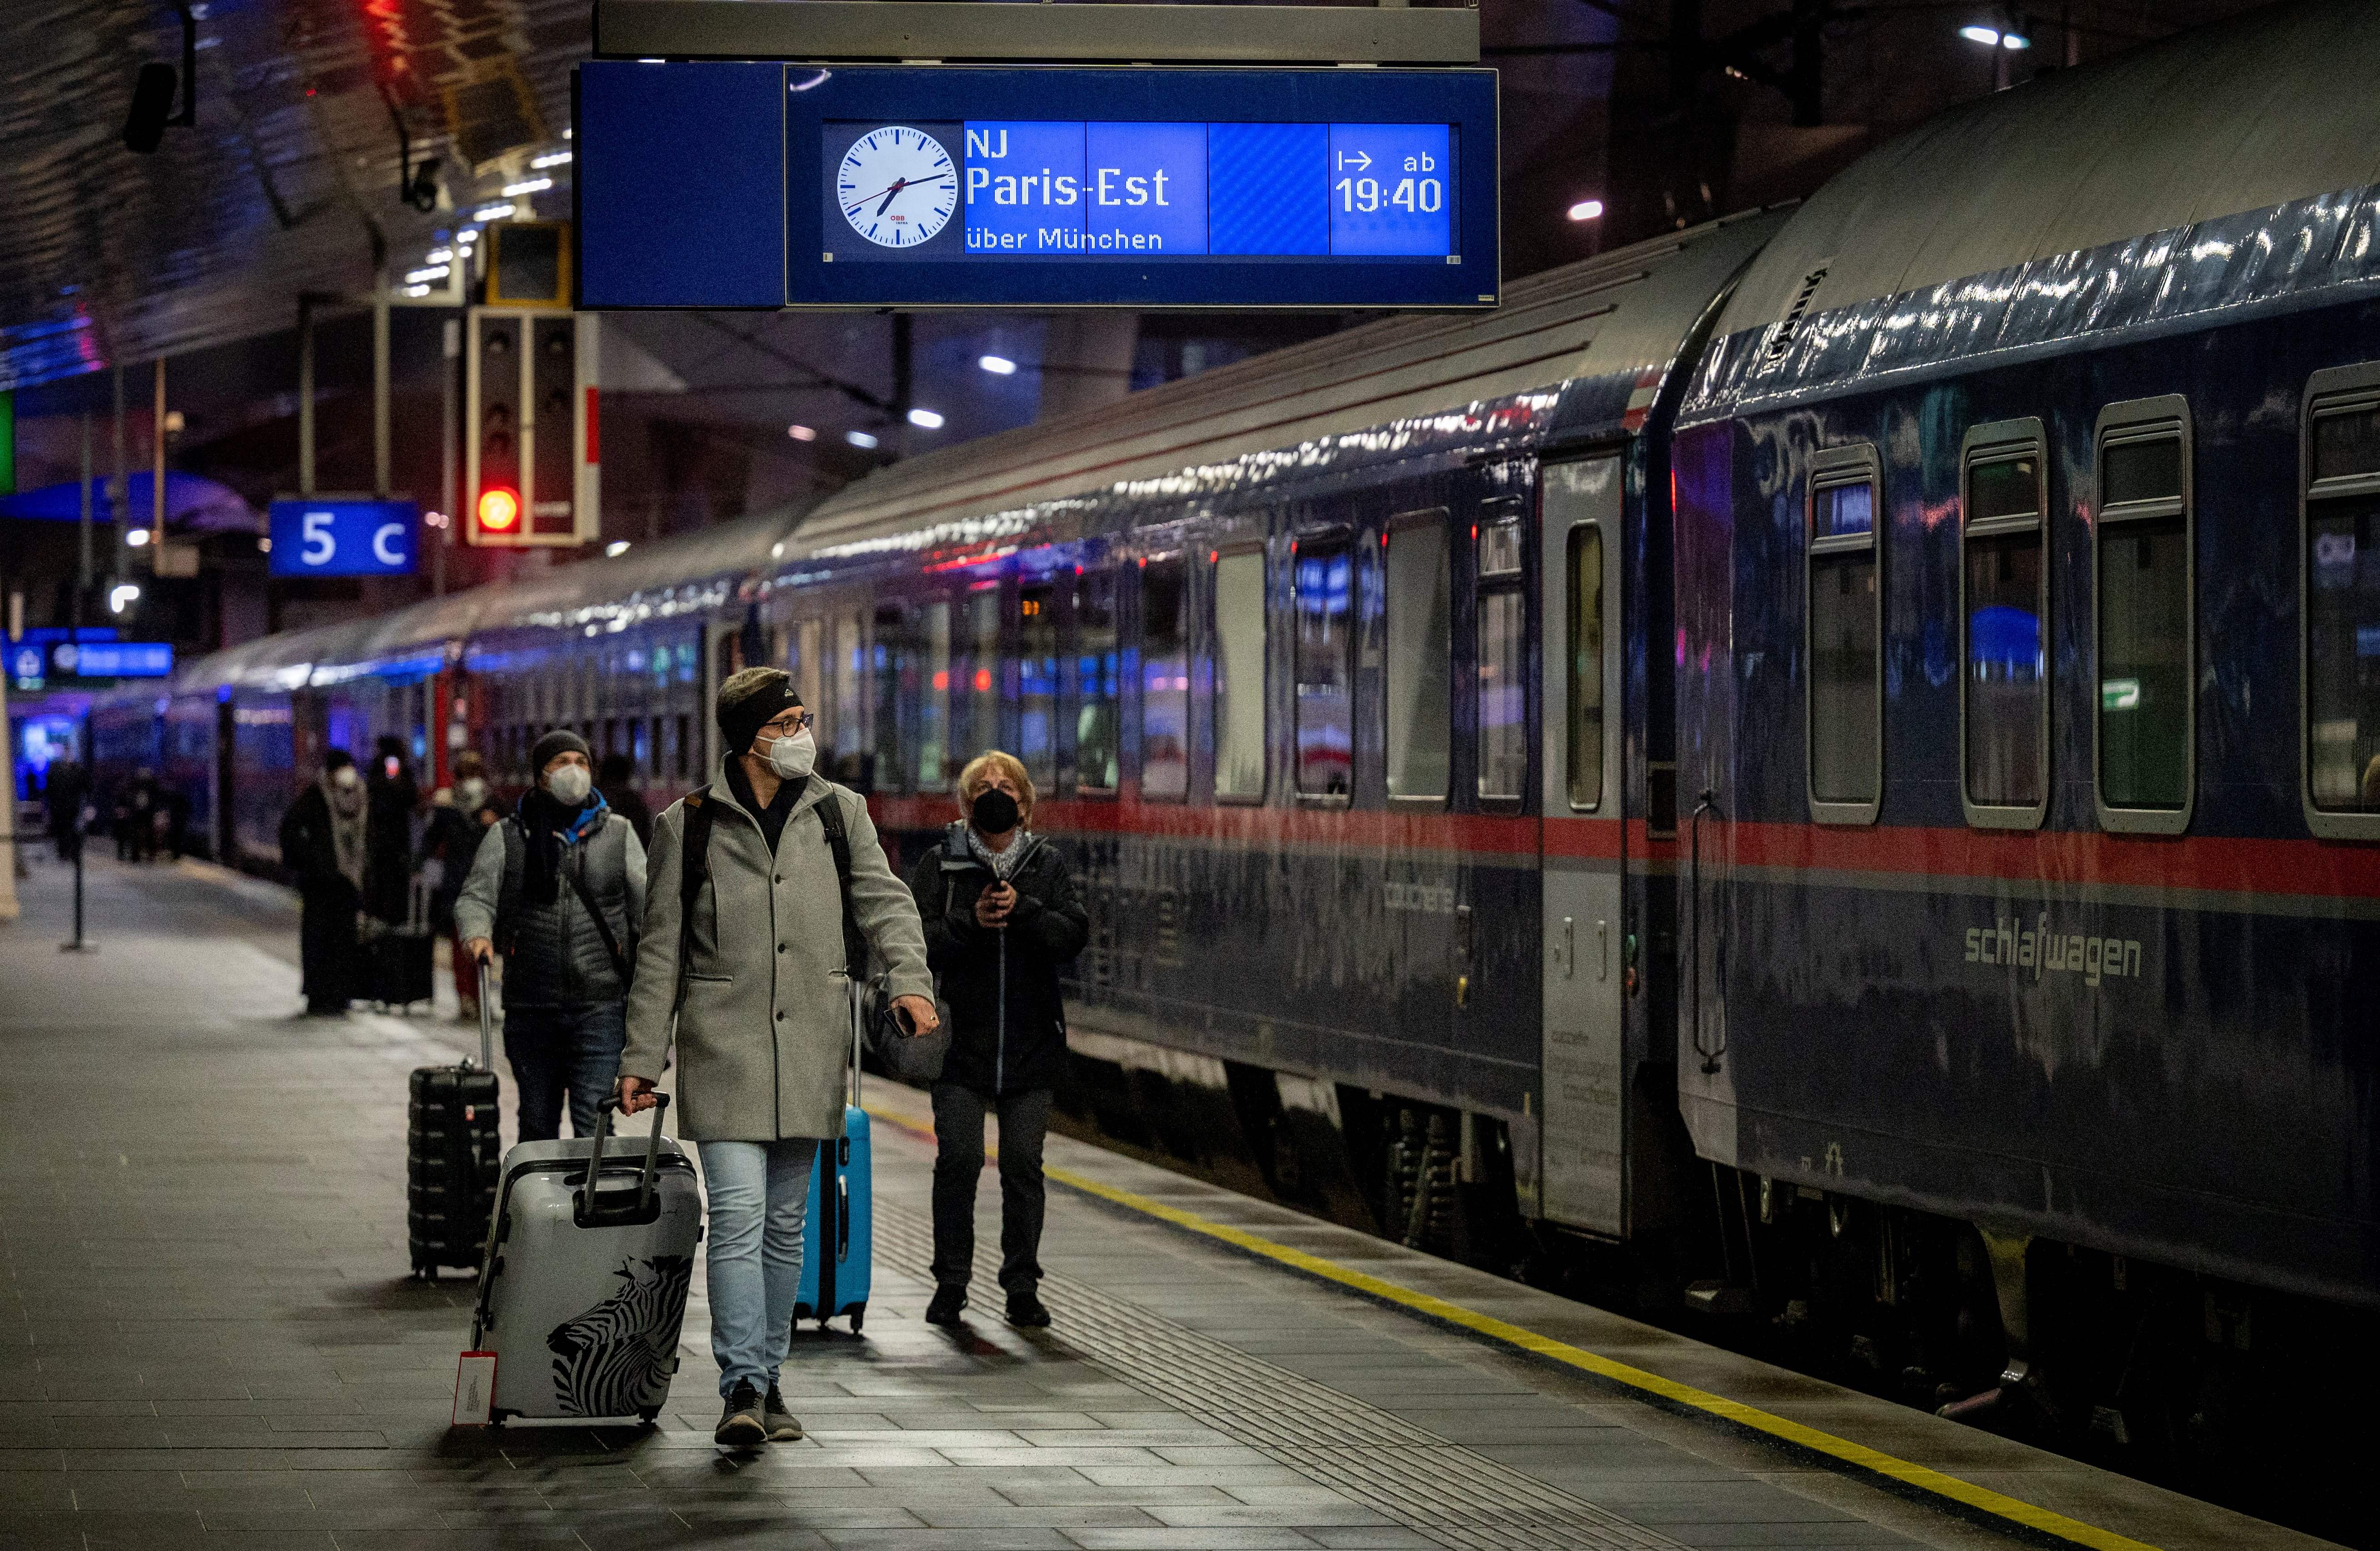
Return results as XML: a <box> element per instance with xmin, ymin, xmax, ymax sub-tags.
<box><xmin>56</xmin><ymin>642</ymin><xmax>173</xmax><ymax>678</ymax></box>
<box><xmin>822</xmin><ymin>118</ymin><xmax>1453</xmax><ymax>261</ymax></box>
<box><xmin>577</xmin><ymin>63</ymin><xmax>1499</xmax><ymax>311</ymax></box>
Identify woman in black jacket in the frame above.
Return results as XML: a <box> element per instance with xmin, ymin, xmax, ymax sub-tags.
<box><xmin>907</xmin><ymin>751</ymin><xmax>1088</xmax><ymax>1328</ymax></box>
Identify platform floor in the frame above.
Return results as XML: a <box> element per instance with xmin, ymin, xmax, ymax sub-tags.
<box><xmin>0</xmin><ymin>851</ymin><xmax>2336</xmax><ymax>1551</ymax></box>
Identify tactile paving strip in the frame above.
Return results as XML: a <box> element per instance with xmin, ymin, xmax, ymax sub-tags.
<box><xmin>876</xmin><ymin>1202</ymin><xmax>1692</xmax><ymax>1551</ymax></box>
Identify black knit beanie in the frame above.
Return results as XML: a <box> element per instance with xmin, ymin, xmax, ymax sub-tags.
<box><xmin>530</xmin><ymin>728</ymin><xmax>591</xmax><ymax>776</ymax></box>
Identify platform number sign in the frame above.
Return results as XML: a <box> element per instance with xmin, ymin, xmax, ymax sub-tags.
<box><xmin>266</xmin><ymin>498</ymin><xmax>420</xmax><ymax>578</ymax></box>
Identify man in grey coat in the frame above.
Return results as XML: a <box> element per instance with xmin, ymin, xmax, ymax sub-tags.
<box><xmin>457</xmin><ymin>729</ymin><xmax>647</xmax><ymax>1142</ymax></box>
<box><xmin>618</xmin><ymin>666</ymin><xmax>938</xmax><ymax>1448</ymax></box>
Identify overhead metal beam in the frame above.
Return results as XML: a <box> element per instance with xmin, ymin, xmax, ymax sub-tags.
<box><xmin>594</xmin><ymin>0</ymin><xmax>1480</xmax><ymax>65</ymax></box>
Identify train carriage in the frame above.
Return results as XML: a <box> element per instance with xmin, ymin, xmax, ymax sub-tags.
<box><xmin>764</xmin><ymin>211</ymin><xmax>1786</xmax><ymax>1242</ymax></box>
<box><xmin>1669</xmin><ymin>0</ymin><xmax>2380</xmax><ymax>1445</ymax></box>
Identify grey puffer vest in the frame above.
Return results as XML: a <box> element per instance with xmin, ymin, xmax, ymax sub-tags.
<box><xmin>496</xmin><ymin>813</ymin><xmax>637</xmax><ymax>1007</ymax></box>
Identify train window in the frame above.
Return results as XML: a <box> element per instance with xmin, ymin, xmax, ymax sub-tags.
<box><xmin>674</xmin><ymin>713</ymin><xmax>690</xmax><ymax>781</ymax></box>
<box><xmin>1014</xmin><ymin>585</ymin><xmax>1058</xmax><ymax>788</ymax></box>
<box><xmin>1073</xmin><ymin>572</ymin><xmax>1120</xmax><ymax>793</ymax></box>
<box><xmin>1478</xmin><ymin>512</ymin><xmax>1523</xmax><ymax>579</ymax></box>
<box><xmin>1567</xmin><ymin>524</ymin><xmax>1606</xmax><ymax>812</ymax></box>
<box><xmin>1214</xmin><ymin>547</ymin><xmax>1266</xmax><ymax>801</ymax></box>
<box><xmin>1385</xmin><ymin>512</ymin><xmax>1451</xmax><ymax>802</ymax></box>
<box><xmin>2303</xmin><ymin>366</ymin><xmax>2380</xmax><ymax>837</ymax></box>
<box><xmin>834</xmin><ymin>611</ymin><xmax>865</xmax><ymax>783</ymax></box>
<box><xmin>1294</xmin><ymin>537</ymin><xmax>1354</xmax><ymax>798</ymax></box>
<box><xmin>792</xmin><ymin>620</ymin><xmax>824</xmax><ymax>739</ymax></box>
<box><xmin>917</xmin><ymin>600</ymin><xmax>952</xmax><ymax>789</ymax></box>
<box><xmin>2094</xmin><ymin>399</ymin><xmax>2193</xmax><ymax>832</ymax></box>
<box><xmin>1806</xmin><ymin>445</ymin><xmax>1883</xmax><ymax>824</ymax></box>
<box><xmin>1959</xmin><ymin>420</ymin><xmax>2049</xmax><ymax>829</ymax></box>
<box><xmin>635</xmin><ymin>715</ymin><xmax>652</xmax><ymax>775</ymax></box>
<box><xmin>962</xmin><ymin>590</ymin><xmax>1000</xmax><ymax>765</ymax></box>
<box><xmin>874</xmin><ymin>605</ymin><xmax>908</xmax><ymax>796</ymax></box>
<box><xmin>1141</xmin><ymin>559</ymin><xmax>1190</xmax><ymax>800</ymax></box>
<box><xmin>1477</xmin><ymin>503</ymin><xmax>1527</xmax><ymax>802</ymax></box>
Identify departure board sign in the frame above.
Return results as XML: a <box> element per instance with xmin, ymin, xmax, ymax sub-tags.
<box><xmin>576</xmin><ymin>63</ymin><xmax>1498</xmax><ymax>310</ymax></box>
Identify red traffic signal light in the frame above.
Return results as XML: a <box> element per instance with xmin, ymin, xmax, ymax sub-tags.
<box><xmin>477</xmin><ymin>487</ymin><xmax>521</xmax><ymax>532</ymax></box>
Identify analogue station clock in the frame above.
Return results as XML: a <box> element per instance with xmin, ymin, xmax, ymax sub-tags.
<box><xmin>836</xmin><ymin>126</ymin><xmax>958</xmax><ymax>248</ymax></box>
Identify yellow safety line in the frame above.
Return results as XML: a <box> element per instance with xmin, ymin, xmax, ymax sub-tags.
<box><xmin>863</xmin><ymin>1100</ymin><xmax>2161</xmax><ymax>1551</ymax></box>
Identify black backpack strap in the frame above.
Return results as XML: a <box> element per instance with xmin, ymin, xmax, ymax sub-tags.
<box><xmin>810</xmin><ymin>788</ymin><xmax>869</xmax><ymax>979</ymax></box>
<box><xmin>563</xmin><ymin>826</ymin><xmax>632</xmax><ymax>988</ymax></box>
<box><xmin>675</xmin><ymin>789</ymin><xmax>715</xmax><ymax>1009</ymax></box>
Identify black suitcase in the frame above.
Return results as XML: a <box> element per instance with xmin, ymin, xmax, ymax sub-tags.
<box><xmin>369</xmin><ymin>876</ymin><xmax>438</xmax><ymax>1012</ymax></box>
<box><xmin>408</xmin><ymin>959</ymin><xmax>501</xmax><ymax>1279</ymax></box>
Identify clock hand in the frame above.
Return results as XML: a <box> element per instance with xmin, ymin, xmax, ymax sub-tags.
<box><xmin>846</xmin><ymin>172</ymin><xmax>953</xmax><ymax>218</ymax></box>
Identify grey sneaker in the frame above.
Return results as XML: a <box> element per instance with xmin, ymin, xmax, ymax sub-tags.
<box><xmin>763</xmin><ymin>1385</ymin><xmax>804</xmax><ymax>1441</ymax></box>
<box><xmin>715</xmin><ymin>1381</ymin><xmax>767</xmax><ymax>1446</ymax></box>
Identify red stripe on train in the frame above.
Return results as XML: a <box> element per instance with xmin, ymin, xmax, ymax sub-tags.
<box><xmin>1727</xmin><ymin>821</ymin><xmax>2380</xmax><ymax>900</ymax></box>
<box><xmin>868</xmin><ymin>793</ymin><xmax>2373</xmax><ymax>898</ymax></box>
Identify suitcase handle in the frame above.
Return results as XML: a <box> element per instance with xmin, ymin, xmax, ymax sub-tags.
<box><xmin>473</xmin><ymin>957</ymin><xmax>494</xmax><ymax>1072</ymax></box>
<box><xmin>574</xmin><ymin>1093</ymin><xmax>672</xmax><ymax>1230</ymax></box>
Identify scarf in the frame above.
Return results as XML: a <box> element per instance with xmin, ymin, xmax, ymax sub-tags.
<box><xmin>966</xmin><ymin>825</ymin><xmax>1034</xmax><ymax>881</ymax></box>
<box><xmin>322</xmin><ymin>777</ymin><xmax>366</xmax><ymax>891</ymax></box>
<box><xmin>518</xmin><ymin>788</ymin><xmax>608</xmax><ymax>906</ymax></box>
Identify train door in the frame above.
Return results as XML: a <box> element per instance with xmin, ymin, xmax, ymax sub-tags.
<box><xmin>703</xmin><ymin>617</ymin><xmax>746</xmax><ymax>776</ymax></box>
<box><xmin>1537</xmin><ymin>455</ymin><xmax>1628</xmax><ymax>1235</ymax></box>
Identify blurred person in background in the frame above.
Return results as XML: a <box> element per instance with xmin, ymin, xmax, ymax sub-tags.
<box><xmin>364</xmin><ymin>735</ymin><xmax>420</xmax><ymax>926</ymax></box>
<box><xmin>280</xmin><ymin>749</ymin><xmax>366</xmax><ymax>1016</ymax></box>
<box><xmin>600</xmin><ymin>752</ymin><xmax>652</xmax><ymax>849</ymax></box>
<box><xmin>423</xmin><ymin>751</ymin><xmax>501</xmax><ymax>1022</ymax></box>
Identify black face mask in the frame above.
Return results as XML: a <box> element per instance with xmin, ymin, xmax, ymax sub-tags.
<box><xmin>970</xmin><ymin>788</ymin><xmax>1021</xmax><ymax>835</ymax></box>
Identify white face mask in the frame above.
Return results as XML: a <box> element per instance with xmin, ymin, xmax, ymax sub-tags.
<box><xmin>764</xmin><ymin>728</ymin><xmax>817</xmax><ymax>780</ymax></box>
<box><xmin>332</xmin><ymin>766</ymin><xmax>361</xmax><ymax>791</ymax></box>
<box><xmin>455</xmin><ymin>777</ymin><xmax>488</xmax><ymax>810</ymax></box>
<box><xmin>546</xmin><ymin>765</ymin><xmax>592</xmax><ymax>806</ymax></box>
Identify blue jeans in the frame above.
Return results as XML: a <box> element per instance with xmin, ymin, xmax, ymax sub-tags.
<box><xmin>697</xmin><ymin>1138</ymin><xmax>821</xmax><ymax>1397</ymax></box>
<box><xmin>502</xmin><ymin>1002</ymin><xmax>626</xmax><ymax>1143</ymax></box>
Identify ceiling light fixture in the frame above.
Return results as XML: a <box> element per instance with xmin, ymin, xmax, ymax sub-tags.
<box><xmin>978</xmin><ymin>354</ymin><xmax>1018</xmax><ymax>375</ymax></box>
<box><xmin>847</xmin><ymin>430</ymin><xmax>879</xmax><ymax>449</ymax></box>
<box><xmin>531</xmin><ymin>151</ymin><xmax>574</xmax><ymax>169</ymax></box>
<box><xmin>787</xmin><ymin>424</ymin><xmax>817</xmax><ymax>442</ymax></box>
<box><xmin>906</xmin><ymin>407</ymin><xmax>945</xmax><ymax>429</ymax></box>
<box><xmin>1960</xmin><ymin>24</ymin><xmax>2029</xmax><ymax>48</ymax></box>
<box><xmin>471</xmin><ymin>203</ymin><xmax>516</xmax><ymax>222</ymax></box>
<box><xmin>501</xmin><ymin>177</ymin><xmax>552</xmax><ymax>197</ymax></box>
<box><xmin>606</xmin><ymin>540</ymin><xmax>632</xmax><ymax>557</ymax></box>
<box><xmin>1566</xmin><ymin>199</ymin><xmax>1605</xmax><ymax>222</ymax></box>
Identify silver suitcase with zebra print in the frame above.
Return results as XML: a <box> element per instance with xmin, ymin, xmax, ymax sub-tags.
<box><xmin>468</xmin><ymin>1096</ymin><xmax>702</xmax><ymax>1424</ymax></box>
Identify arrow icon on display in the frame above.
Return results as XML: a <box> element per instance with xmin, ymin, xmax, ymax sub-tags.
<box><xmin>1339</xmin><ymin>150</ymin><xmax>1372</xmax><ymax>172</ymax></box>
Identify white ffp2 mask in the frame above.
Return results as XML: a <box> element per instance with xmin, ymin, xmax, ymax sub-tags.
<box><xmin>547</xmin><ymin>765</ymin><xmax>592</xmax><ymax>806</ymax></box>
<box><xmin>765</xmin><ymin>728</ymin><xmax>817</xmax><ymax>780</ymax></box>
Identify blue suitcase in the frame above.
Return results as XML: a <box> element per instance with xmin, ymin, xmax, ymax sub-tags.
<box><xmin>795</xmin><ymin>983</ymin><xmax>873</xmax><ymax>1333</ymax></box>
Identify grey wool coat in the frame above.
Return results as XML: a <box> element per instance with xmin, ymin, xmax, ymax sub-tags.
<box><xmin>620</xmin><ymin>766</ymin><xmax>933</xmax><ymax>1141</ymax></box>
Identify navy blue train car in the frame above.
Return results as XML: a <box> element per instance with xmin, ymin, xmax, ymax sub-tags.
<box><xmin>760</xmin><ymin>212</ymin><xmax>1783</xmax><ymax>1241</ymax></box>
<box><xmin>1672</xmin><ymin>0</ymin><xmax>2380</xmax><ymax>1454</ymax></box>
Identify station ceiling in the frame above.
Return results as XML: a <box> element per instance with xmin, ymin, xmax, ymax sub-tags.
<box><xmin>0</xmin><ymin>0</ymin><xmax>588</xmax><ymax>393</ymax></box>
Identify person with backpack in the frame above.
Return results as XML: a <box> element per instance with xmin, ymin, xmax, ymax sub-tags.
<box><xmin>907</xmin><ymin>751</ymin><xmax>1088</xmax><ymax>1331</ymax></box>
<box><xmin>616</xmin><ymin>666</ymin><xmax>938</xmax><ymax>1448</ymax></box>
<box><xmin>455</xmin><ymin>729</ymin><xmax>647</xmax><ymax>1143</ymax></box>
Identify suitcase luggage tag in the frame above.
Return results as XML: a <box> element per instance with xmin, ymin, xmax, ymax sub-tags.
<box><xmin>452</xmin><ymin>1350</ymin><xmax>497</xmax><ymax>1426</ymax></box>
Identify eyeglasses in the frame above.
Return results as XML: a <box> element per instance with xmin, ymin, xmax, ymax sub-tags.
<box><xmin>761</xmin><ymin>710</ymin><xmax>815</xmax><ymax>737</ymax></box>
